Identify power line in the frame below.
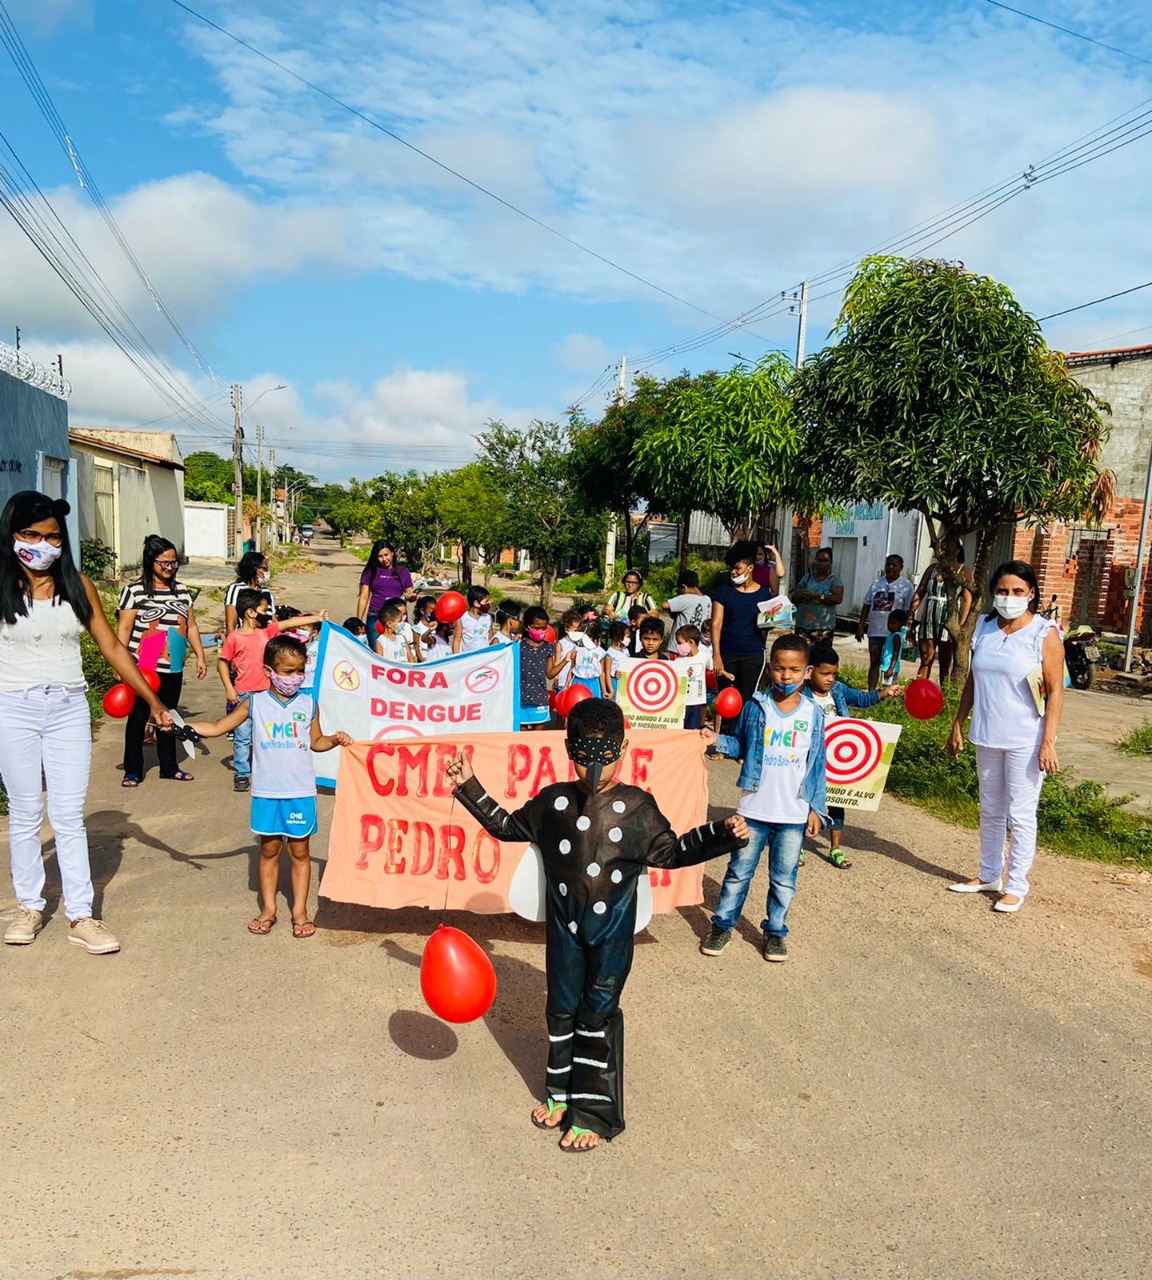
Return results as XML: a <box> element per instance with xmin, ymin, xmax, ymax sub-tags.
<box><xmin>168</xmin><ymin>0</ymin><xmax>735</xmax><ymax>326</ymax></box>
<box><xmin>1038</xmin><ymin>278</ymin><xmax>1152</xmax><ymax>322</ymax></box>
<box><xmin>981</xmin><ymin>0</ymin><xmax>1152</xmax><ymax>68</ymax></box>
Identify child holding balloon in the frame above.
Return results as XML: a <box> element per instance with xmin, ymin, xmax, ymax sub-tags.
<box><xmin>453</xmin><ymin>586</ymin><xmax>495</xmax><ymax>653</ymax></box>
<box><xmin>186</xmin><ymin>633</ymin><xmax>351</xmax><ymax>937</ymax></box>
<box><xmin>446</xmin><ymin>698</ymin><xmax>747</xmax><ymax>1151</ymax></box>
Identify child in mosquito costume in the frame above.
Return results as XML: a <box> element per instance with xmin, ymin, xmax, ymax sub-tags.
<box><xmin>446</xmin><ymin>699</ymin><xmax>747</xmax><ymax>1152</ymax></box>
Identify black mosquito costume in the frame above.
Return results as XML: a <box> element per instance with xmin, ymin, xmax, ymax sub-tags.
<box><xmin>454</xmin><ymin>773</ymin><xmax>743</xmax><ymax>1138</ymax></box>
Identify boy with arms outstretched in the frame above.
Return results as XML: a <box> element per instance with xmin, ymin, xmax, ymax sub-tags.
<box><xmin>446</xmin><ymin>699</ymin><xmax>747</xmax><ymax>1152</ymax></box>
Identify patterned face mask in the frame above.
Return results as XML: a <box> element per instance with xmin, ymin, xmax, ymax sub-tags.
<box><xmin>566</xmin><ymin>733</ymin><xmax>623</xmax><ymax>793</ymax></box>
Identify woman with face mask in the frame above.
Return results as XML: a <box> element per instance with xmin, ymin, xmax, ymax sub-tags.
<box><xmin>116</xmin><ymin>534</ymin><xmax>208</xmax><ymax>786</ymax></box>
<box><xmin>223</xmin><ymin>550</ymin><xmax>274</xmax><ymax>636</ymax></box>
<box><xmin>946</xmin><ymin>561</ymin><xmax>1065</xmax><ymax>914</ymax></box>
<box><xmin>0</xmin><ymin>491</ymin><xmax>172</xmax><ymax>952</ymax></box>
<box><xmin>710</xmin><ymin>540</ymin><xmax>770</xmax><ymax>732</ymax></box>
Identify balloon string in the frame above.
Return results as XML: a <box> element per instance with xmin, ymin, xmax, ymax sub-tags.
<box><xmin>440</xmin><ymin>787</ymin><xmax>457</xmax><ymax>924</ymax></box>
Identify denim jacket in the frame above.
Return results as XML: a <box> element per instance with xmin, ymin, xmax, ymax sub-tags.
<box><xmin>714</xmin><ymin>689</ymin><xmax>829</xmax><ymax>823</ymax></box>
<box><xmin>829</xmin><ymin>680</ymin><xmax>881</xmax><ymax>718</ymax></box>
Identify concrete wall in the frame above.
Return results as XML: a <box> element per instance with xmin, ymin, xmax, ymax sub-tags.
<box><xmin>69</xmin><ymin>437</ymin><xmax>186</xmax><ymax>574</ymax></box>
<box><xmin>0</xmin><ymin>369</ymin><xmax>76</xmax><ymax>545</ymax></box>
<box><xmin>184</xmin><ymin>501</ymin><xmax>229</xmax><ymax>559</ymax></box>
<box><xmin>1069</xmin><ymin>355</ymin><xmax>1152</xmax><ymax>500</ymax></box>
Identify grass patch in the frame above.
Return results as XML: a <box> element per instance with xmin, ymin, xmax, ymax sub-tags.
<box><xmin>862</xmin><ymin>687</ymin><xmax>1152</xmax><ymax>868</ymax></box>
<box><xmin>1116</xmin><ymin>721</ymin><xmax>1152</xmax><ymax>757</ymax></box>
<box><xmin>554</xmin><ymin>571</ymin><xmax>604</xmax><ymax>595</ymax></box>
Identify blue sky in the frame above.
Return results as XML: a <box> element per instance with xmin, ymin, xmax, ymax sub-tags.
<box><xmin>3</xmin><ymin>0</ymin><xmax>1152</xmax><ymax>481</ymax></box>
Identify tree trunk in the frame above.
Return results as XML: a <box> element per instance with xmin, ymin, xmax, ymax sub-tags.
<box><xmin>622</xmin><ymin>510</ymin><xmax>633</xmax><ymax>571</ymax></box>
<box><xmin>460</xmin><ymin>543</ymin><xmax>473</xmax><ymax>586</ymax></box>
<box><xmin>680</xmin><ymin>508</ymin><xmax>692</xmax><ymax>573</ymax></box>
<box><xmin>946</xmin><ymin>524</ymin><xmax>997</xmax><ymax>683</ymax></box>
<box><xmin>540</xmin><ymin>563</ymin><xmax>554</xmax><ymax>611</ymax></box>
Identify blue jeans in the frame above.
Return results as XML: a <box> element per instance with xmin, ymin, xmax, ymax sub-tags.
<box><xmin>232</xmin><ymin>692</ymin><xmax>253</xmax><ymax>778</ymax></box>
<box><xmin>711</xmin><ymin>819</ymin><xmax>805</xmax><ymax>938</ymax></box>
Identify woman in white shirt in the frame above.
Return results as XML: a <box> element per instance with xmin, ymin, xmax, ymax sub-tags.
<box><xmin>0</xmin><ymin>492</ymin><xmax>172</xmax><ymax>953</ymax></box>
<box><xmin>947</xmin><ymin>561</ymin><xmax>1064</xmax><ymax>913</ymax></box>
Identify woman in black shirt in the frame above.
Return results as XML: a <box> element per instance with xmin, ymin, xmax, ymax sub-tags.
<box><xmin>710</xmin><ymin>541</ymin><xmax>769</xmax><ymax>731</ymax></box>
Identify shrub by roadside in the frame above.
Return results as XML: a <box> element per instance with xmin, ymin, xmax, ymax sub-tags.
<box><xmin>1115</xmin><ymin>722</ymin><xmax>1152</xmax><ymax>758</ymax></box>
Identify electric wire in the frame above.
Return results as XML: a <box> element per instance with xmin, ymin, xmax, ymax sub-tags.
<box><xmin>981</xmin><ymin>0</ymin><xmax>1152</xmax><ymax>68</ymax></box>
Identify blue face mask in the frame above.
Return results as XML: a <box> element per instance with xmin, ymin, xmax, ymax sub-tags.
<box><xmin>773</xmin><ymin>680</ymin><xmax>804</xmax><ymax>696</ymax></box>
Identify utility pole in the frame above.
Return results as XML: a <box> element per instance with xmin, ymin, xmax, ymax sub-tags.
<box><xmin>604</xmin><ymin>357</ymin><xmax>627</xmax><ymax>587</ymax></box>
<box><xmin>255</xmin><ymin>419</ymin><xmax>264</xmax><ymax>553</ymax></box>
<box><xmin>268</xmin><ymin>449</ymin><xmax>277</xmax><ymax>548</ymax></box>
<box><xmin>793</xmin><ymin>279</ymin><xmax>809</xmax><ymax>369</ymax></box>
<box><xmin>231</xmin><ymin>383</ymin><xmax>244</xmax><ymax>557</ymax></box>
<box><xmin>1124</xmin><ymin>412</ymin><xmax>1152</xmax><ymax>672</ymax></box>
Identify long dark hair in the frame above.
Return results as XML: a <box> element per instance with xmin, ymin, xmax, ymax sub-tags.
<box><xmin>986</xmin><ymin>560</ymin><xmax>1039</xmax><ymax>620</ymax></box>
<box><xmin>365</xmin><ymin>540</ymin><xmax>396</xmax><ymax>584</ymax></box>
<box><xmin>140</xmin><ymin>535</ymin><xmax>178</xmax><ymax>595</ymax></box>
<box><xmin>233</xmin><ymin>549</ymin><xmax>265</xmax><ymax>586</ymax></box>
<box><xmin>0</xmin><ymin>490</ymin><xmax>92</xmax><ymax>626</ymax></box>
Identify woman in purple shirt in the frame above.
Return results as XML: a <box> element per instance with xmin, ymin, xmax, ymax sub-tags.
<box><xmin>356</xmin><ymin>541</ymin><xmax>416</xmax><ymax>621</ymax></box>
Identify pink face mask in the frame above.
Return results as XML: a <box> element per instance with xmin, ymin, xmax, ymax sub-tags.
<box><xmin>527</xmin><ymin>627</ymin><xmax>547</xmax><ymax>642</ymax></box>
<box><xmin>268</xmin><ymin>670</ymin><xmax>306</xmax><ymax>696</ymax></box>
<box><xmin>675</xmin><ymin>641</ymin><xmax>693</xmax><ymax>656</ymax></box>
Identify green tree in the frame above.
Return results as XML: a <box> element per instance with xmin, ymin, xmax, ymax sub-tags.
<box><xmin>436</xmin><ymin>463</ymin><xmax>515</xmax><ymax>585</ymax></box>
<box><xmin>326</xmin><ymin>481</ymin><xmax>377</xmax><ymax>541</ymax></box>
<box><xmin>476</xmin><ymin>420</ymin><xmax>605</xmax><ymax>606</ymax></box>
<box><xmin>569</xmin><ymin>377</ymin><xmax>667</xmax><ymax>576</ymax></box>
<box><xmin>633</xmin><ymin>355</ymin><xmax>813</xmax><ymax>570</ymax></box>
<box><xmin>184</xmin><ymin>451</ymin><xmax>238</xmax><ymax>504</ymax></box>
<box><xmin>794</xmin><ymin>255</ymin><xmax>1112</xmax><ymax>675</ymax></box>
<box><xmin>363</xmin><ymin>471</ymin><xmax>448</xmax><ymax>573</ymax></box>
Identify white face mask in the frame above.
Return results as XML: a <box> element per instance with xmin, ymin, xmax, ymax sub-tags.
<box><xmin>993</xmin><ymin>594</ymin><xmax>1030</xmax><ymax>620</ymax></box>
<box><xmin>731</xmin><ymin>572</ymin><xmax>748</xmax><ymax>586</ymax></box>
<box><xmin>567</xmin><ymin>630</ymin><xmax>585</xmax><ymax>645</ymax></box>
<box><xmin>14</xmin><ymin>538</ymin><xmax>63</xmax><ymax>571</ymax></box>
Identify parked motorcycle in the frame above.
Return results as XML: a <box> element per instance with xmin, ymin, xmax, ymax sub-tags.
<box><xmin>1064</xmin><ymin>623</ymin><xmax>1103</xmax><ymax>690</ymax></box>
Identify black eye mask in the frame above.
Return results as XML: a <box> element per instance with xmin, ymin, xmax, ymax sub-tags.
<box><xmin>566</xmin><ymin>734</ymin><xmax>623</xmax><ymax>793</ymax></box>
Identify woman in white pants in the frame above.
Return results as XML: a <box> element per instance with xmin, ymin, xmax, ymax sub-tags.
<box><xmin>946</xmin><ymin>560</ymin><xmax>1064</xmax><ymax>913</ymax></box>
<box><xmin>0</xmin><ymin>492</ymin><xmax>171</xmax><ymax>953</ymax></box>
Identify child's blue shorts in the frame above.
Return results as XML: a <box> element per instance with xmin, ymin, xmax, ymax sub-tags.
<box><xmin>250</xmin><ymin>796</ymin><xmax>318</xmax><ymax>839</ymax></box>
<box><xmin>519</xmin><ymin>704</ymin><xmax>551</xmax><ymax>725</ymax></box>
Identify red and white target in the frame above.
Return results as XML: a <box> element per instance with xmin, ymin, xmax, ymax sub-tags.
<box><xmin>626</xmin><ymin>661</ymin><xmax>679</xmax><ymax>714</ymax></box>
<box><xmin>825</xmin><ymin>719</ymin><xmax>884</xmax><ymax>785</ymax></box>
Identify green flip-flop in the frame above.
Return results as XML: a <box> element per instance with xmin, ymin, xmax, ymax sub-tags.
<box><xmin>559</xmin><ymin>1125</ymin><xmax>601</xmax><ymax>1153</ymax></box>
<box><xmin>531</xmin><ymin>1097</ymin><xmax>568</xmax><ymax>1130</ymax></box>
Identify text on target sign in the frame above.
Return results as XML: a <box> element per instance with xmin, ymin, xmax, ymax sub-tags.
<box><xmin>823</xmin><ymin>718</ymin><xmax>902</xmax><ymax>811</ymax></box>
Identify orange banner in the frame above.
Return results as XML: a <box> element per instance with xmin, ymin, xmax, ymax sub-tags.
<box><xmin>320</xmin><ymin>730</ymin><xmax>713</xmax><ymax>914</ymax></box>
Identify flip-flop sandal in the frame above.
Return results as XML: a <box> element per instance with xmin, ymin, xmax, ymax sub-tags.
<box><xmin>121</xmin><ymin>775</ymin><xmax>142</xmax><ymax>788</ymax></box>
<box><xmin>162</xmin><ymin>771</ymin><xmax>195</xmax><ymax>782</ymax></box>
<box><xmin>559</xmin><ymin>1125</ymin><xmax>600</xmax><ymax>1153</ymax></box>
<box><xmin>828</xmin><ymin>850</ymin><xmax>853</xmax><ymax>869</ymax></box>
<box><xmin>531</xmin><ymin>1097</ymin><xmax>568</xmax><ymax>1130</ymax></box>
<box><xmin>248</xmin><ymin>916</ymin><xmax>276</xmax><ymax>935</ymax></box>
<box><xmin>292</xmin><ymin>920</ymin><xmax>316</xmax><ymax>939</ymax></box>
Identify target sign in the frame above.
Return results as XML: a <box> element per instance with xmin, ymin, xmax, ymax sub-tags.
<box><xmin>825</xmin><ymin>719</ymin><xmax>885</xmax><ymax>785</ymax></box>
<box><xmin>626</xmin><ymin>661</ymin><xmax>680</xmax><ymax>714</ymax></box>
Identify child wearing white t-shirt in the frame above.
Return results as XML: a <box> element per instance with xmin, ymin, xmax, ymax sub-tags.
<box><xmin>556</xmin><ymin>608</ymin><xmax>611</xmax><ymax>699</ymax></box>
<box><xmin>675</xmin><ymin>624</ymin><xmax>709</xmax><ymax>730</ymax></box>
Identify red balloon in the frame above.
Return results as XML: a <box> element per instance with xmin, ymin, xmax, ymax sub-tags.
<box><xmin>905</xmin><ymin>677</ymin><xmax>944</xmax><ymax>721</ymax></box>
<box><xmin>544</xmin><ymin>625</ymin><xmax>556</xmax><ymax>644</ymax></box>
<box><xmin>556</xmin><ymin>682</ymin><xmax>593</xmax><ymax>718</ymax></box>
<box><xmin>102</xmin><ymin>683</ymin><xmax>136</xmax><ymax>718</ymax></box>
<box><xmin>434</xmin><ymin>591</ymin><xmax>467</xmax><ymax>624</ymax></box>
<box><xmin>547</xmin><ymin>688</ymin><xmax>558</xmax><ymax>712</ymax></box>
<box><xmin>141</xmin><ymin>669</ymin><xmax>162</xmax><ymax>693</ymax></box>
<box><xmin>420</xmin><ymin>925</ymin><xmax>497</xmax><ymax>1024</ymax></box>
<box><xmin>715</xmin><ymin>686</ymin><xmax>744</xmax><ymax>719</ymax></box>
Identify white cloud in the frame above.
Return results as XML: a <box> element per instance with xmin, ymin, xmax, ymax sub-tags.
<box><xmin>160</xmin><ymin>0</ymin><xmax>1152</xmax><ymax>333</ymax></box>
<box><xmin>552</xmin><ymin>333</ymin><xmax>613</xmax><ymax>372</ymax></box>
<box><xmin>0</xmin><ymin>172</ymin><xmax>359</xmax><ymax>343</ymax></box>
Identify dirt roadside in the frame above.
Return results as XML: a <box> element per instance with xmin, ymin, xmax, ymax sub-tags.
<box><xmin>1</xmin><ymin>536</ymin><xmax>1150</xmax><ymax>1280</ymax></box>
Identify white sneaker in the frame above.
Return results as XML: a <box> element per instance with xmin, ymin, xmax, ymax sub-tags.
<box><xmin>948</xmin><ymin>877</ymin><xmax>1003</xmax><ymax>894</ymax></box>
<box><xmin>4</xmin><ymin>908</ymin><xmax>43</xmax><ymax>945</ymax></box>
<box><xmin>67</xmin><ymin>918</ymin><xmax>120</xmax><ymax>954</ymax></box>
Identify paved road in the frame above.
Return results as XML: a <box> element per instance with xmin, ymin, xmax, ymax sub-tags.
<box><xmin>2</xmin><ymin>536</ymin><xmax>1151</xmax><ymax>1279</ymax></box>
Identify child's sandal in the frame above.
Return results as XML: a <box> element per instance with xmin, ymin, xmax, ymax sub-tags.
<box><xmin>559</xmin><ymin>1125</ymin><xmax>600</xmax><ymax>1153</ymax></box>
<box><xmin>531</xmin><ymin>1097</ymin><xmax>568</xmax><ymax>1130</ymax></box>
<box><xmin>828</xmin><ymin>850</ymin><xmax>852</xmax><ymax>869</ymax></box>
